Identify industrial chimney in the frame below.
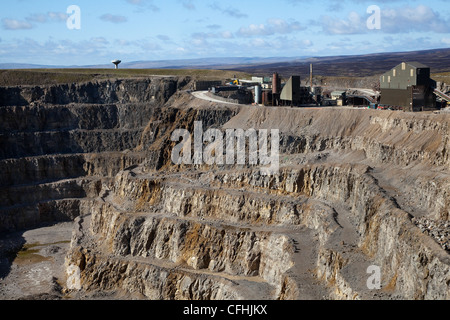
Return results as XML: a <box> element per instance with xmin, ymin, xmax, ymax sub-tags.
<box><xmin>272</xmin><ymin>72</ymin><xmax>281</xmax><ymax>94</ymax></box>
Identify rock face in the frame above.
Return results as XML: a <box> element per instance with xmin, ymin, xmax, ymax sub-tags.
<box><xmin>0</xmin><ymin>78</ymin><xmax>182</xmax><ymax>107</ymax></box>
<box><xmin>0</xmin><ymin>78</ymin><xmax>183</xmax><ymax>232</ymax></box>
<box><xmin>1</xmin><ymin>77</ymin><xmax>450</xmax><ymax>300</ymax></box>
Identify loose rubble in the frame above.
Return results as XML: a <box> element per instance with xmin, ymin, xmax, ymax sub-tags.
<box><xmin>413</xmin><ymin>217</ymin><xmax>450</xmax><ymax>252</ymax></box>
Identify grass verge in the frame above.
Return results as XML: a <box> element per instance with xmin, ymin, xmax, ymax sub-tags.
<box><xmin>0</xmin><ymin>69</ymin><xmax>252</xmax><ymax>86</ymax></box>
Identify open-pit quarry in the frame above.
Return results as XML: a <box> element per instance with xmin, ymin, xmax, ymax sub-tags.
<box><xmin>0</xmin><ymin>76</ymin><xmax>449</xmax><ymax>300</ymax></box>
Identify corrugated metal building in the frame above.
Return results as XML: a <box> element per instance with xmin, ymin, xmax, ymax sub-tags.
<box><xmin>380</xmin><ymin>62</ymin><xmax>437</xmax><ymax>112</ymax></box>
<box><xmin>252</xmin><ymin>76</ymin><xmax>264</xmax><ymax>84</ymax></box>
<box><xmin>194</xmin><ymin>80</ymin><xmax>223</xmax><ymax>91</ymax></box>
<box><xmin>280</xmin><ymin>76</ymin><xmax>301</xmax><ymax>103</ymax></box>
<box><xmin>211</xmin><ymin>86</ymin><xmax>239</xmax><ymax>93</ymax></box>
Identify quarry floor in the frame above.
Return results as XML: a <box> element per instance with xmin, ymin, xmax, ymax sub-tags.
<box><xmin>0</xmin><ymin>222</ymin><xmax>73</xmax><ymax>300</ymax></box>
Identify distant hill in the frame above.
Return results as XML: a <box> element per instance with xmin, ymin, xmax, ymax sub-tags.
<box><xmin>1</xmin><ymin>48</ymin><xmax>449</xmax><ymax>78</ymax></box>
<box><xmin>228</xmin><ymin>48</ymin><xmax>450</xmax><ymax>77</ymax></box>
<box><xmin>0</xmin><ymin>63</ymin><xmax>63</xmax><ymax>69</ymax></box>
<box><xmin>0</xmin><ymin>57</ymin><xmax>304</xmax><ymax>71</ymax></box>
<box><xmin>120</xmin><ymin>57</ymin><xmax>303</xmax><ymax>69</ymax></box>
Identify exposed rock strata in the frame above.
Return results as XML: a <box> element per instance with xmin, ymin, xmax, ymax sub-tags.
<box><xmin>1</xmin><ymin>78</ymin><xmax>449</xmax><ymax>300</ymax></box>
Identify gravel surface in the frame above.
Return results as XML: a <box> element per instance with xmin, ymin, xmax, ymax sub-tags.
<box><xmin>0</xmin><ymin>222</ymin><xmax>73</xmax><ymax>300</ymax></box>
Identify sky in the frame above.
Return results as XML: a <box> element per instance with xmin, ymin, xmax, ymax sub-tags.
<box><xmin>0</xmin><ymin>0</ymin><xmax>450</xmax><ymax>66</ymax></box>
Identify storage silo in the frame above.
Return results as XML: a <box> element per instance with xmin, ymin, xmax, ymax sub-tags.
<box><xmin>255</xmin><ymin>85</ymin><xmax>262</xmax><ymax>104</ymax></box>
<box><xmin>272</xmin><ymin>73</ymin><xmax>281</xmax><ymax>94</ymax></box>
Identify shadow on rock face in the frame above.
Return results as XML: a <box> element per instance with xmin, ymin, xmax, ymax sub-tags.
<box><xmin>0</xmin><ymin>231</ymin><xmax>26</xmax><ymax>280</ymax></box>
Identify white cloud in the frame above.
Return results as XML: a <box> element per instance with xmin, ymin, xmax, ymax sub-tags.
<box><xmin>238</xmin><ymin>19</ymin><xmax>305</xmax><ymax>37</ymax></box>
<box><xmin>381</xmin><ymin>5</ymin><xmax>450</xmax><ymax>33</ymax></box>
<box><xmin>221</xmin><ymin>31</ymin><xmax>234</xmax><ymax>39</ymax></box>
<box><xmin>321</xmin><ymin>11</ymin><xmax>365</xmax><ymax>35</ymax></box>
<box><xmin>181</xmin><ymin>0</ymin><xmax>195</xmax><ymax>10</ymax></box>
<box><xmin>209</xmin><ymin>4</ymin><xmax>248</xmax><ymax>19</ymax></box>
<box><xmin>3</xmin><ymin>11</ymin><xmax>68</xmax><ymax>31</ymax></box>
<box><xmin>26</xmin><ymin>14</ymin><xmax>48</xmax><ymax>23</ymax></box>
<box><xmin>267</xmin><ymin>18</ymin><xmax>305</xmax><ymax>34</ymax></box>
<box><xmin>191</xmin><ymin>31</ymin><xmax>234</xmax><ymax>41</ymax></box>
<box><xmin>206</xmin><ymin>24</ymin><xmax>221</xmax><ymax>30</ymax></box>
<box><xmin>321</xmin><ymin>4</ymin><xmax>450</xmax><ymax>35</ymax></box>
<box><xmin>157</xmin><ymin>35</ymin><xmax>171</xmax><ymax>41</ymax></box>
<box><xmin>47</xmin><ymin>12</ymin><xmax>68</xmax><ymax>22</ymax></box>
<box><xmin>125</xmin><ymin>0</ymin><xmax>160</xmax><ymax>12</ymax></box>
<box><xmin>302</xmin><ymin>39</ymin><xmax>313</xmax><ymax>47</ymax></box>
<box><xmin>115</xmin><ymin>39</ymin><xmax>132</xmax><ymax>46</ymax></box>
<box><xmin>26</xmin><ymin>12</ymin><xmax>68</xmax><ymax>23</ymax></box>
<box><xmin>238</xmin><ymin>24</ymin><xmax>267</xmax><ymax>37</ymax></box>
<box><xmin>91</xmin><ymin>37</ymin><xmax>109</xmax><ymax>45</ymax></box>
<box><xmin>0</xmin><ymin>37</ymin><xmax>109</xmax><ymax>61</ymax></box>
<box><xmin>137</xmin><ymin>41</ymin><xmax>162</xmax><ymax>51</ymax></box>
<box><xmin>2</xmin><ymin>19</ymin><xmax>33</xmax><ymax>30</ymax></box>
<box><xmin>250</xmin><ymin>38</ymin><xmax>269</xmax><ymax>47</ymax></box>
<box><xmin>100</xmin><ymin>14</ymin><xmax>128</xmax><ymax>24</ymax></box>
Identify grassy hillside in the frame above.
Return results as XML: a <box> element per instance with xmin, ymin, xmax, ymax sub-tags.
<box><xmin>0</xmin><ymin>69</ymin><xmax>251</xmax><ymax>87</ymax></box>
<box><xmin>231</xmin><ymin>48</ymin><xmax>450</xmax><ymax>78</ymax></box>
<box><xmin>1</xmin><ymin>67</ymin><xmax>448</xmax><ymax>89</ymax></box>
<box><xmin>432</xmin><ymin>72</ymin><xmax>450</xmax><ymax>85</ymax></box>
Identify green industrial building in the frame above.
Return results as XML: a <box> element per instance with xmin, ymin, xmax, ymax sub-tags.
<box><xmin>380</xmin><ymin>62</ymin><xmax>437</xmax><ymax>112</ymax></box>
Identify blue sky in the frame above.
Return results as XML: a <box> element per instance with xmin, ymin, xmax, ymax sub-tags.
<box><xmin>1</xmin><ymin>0</ymin><xmax>449</xmax><ymax>65</ymax></box>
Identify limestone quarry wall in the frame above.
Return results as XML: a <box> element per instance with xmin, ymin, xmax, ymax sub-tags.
<box><xmin>0</xmin><ymin>78</ymin><xmax>183</xmax><ymax>232</ymax></box>
<box><xmin>1</xmin><ymin>78</ymin><xmax>449</xmax><ymax>300</ymax></box>
<box><xmin>0</xmin><ymin>78</ymin><xmax>184</xmax><ymax>106</ymax></box>
<box><xmin>79</xmin><ymin>163</ymin><xmax>449</xmax><ymax>299</ymax></box>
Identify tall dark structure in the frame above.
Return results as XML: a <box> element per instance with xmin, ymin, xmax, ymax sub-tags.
<box><xmin>280</xmin><ymin>76</ymin><xmax>301</xmax><ymax>106</ymax></box>
<box><xmin>272</xmin><ymin>72</ymin><xmax>281</xmax><ymax>94</ymax></box>
<box><xmin>380</xmin><ymin>62</ymin><xmax>437</xmax><ymax>112</ymax></box>
<box><xmin>272</xmin><ymin>72</ymin><xmax>281</xmax><ymax>106</ymax></box>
